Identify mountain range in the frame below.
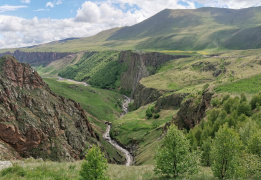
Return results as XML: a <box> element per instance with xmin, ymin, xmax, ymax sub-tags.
<box><xmin>1</xmin><ymin>6</ymin><xmax>261</xmax><ymax>53</ymax></box>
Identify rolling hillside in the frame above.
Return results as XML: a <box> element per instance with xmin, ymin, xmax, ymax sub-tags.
<box><xmin>1</xmin><ymin>6</ymin><xmax>261</xmax><ymax>53</ymax></box>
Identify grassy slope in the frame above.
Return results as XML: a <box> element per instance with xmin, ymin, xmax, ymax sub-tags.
<box><xmin>141</xmin><ymin>49</ymin><xmax>261</xmax><ymax>95</ymax></box>
<box><xmin>1</xmin><ymin>7</ymin><xmax>261</xmax><ymax>53</ymax></box>
<box><xmin>0</xmin><ymin>160</ymin><xmax>216</xmax><ymax>180</ymax></box>
<box><xmin>33</xmin><ymin>52</ymin><xmax>85</xmax><ymax>77</ymax></box>
<box><xmin>43</xmin><ymin>78</ymin><xmax>126</xmax><ymax>162</ymax></box>
<box><xmin>43</xmin><ymin>78</ymin><xmax>122</xmax><ymax>124</ymax></box>
<box><xmin>112</xmin><ymin>103</ymin><xmax>177</xmax><ymax>165</ymax></box>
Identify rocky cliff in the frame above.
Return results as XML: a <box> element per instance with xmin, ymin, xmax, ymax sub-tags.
<box><xmin>154</xmin><ymin>93</ymin><xmax>189</xmax><ymax>112</ymax></box>
<box><xmin>0</xmin><ymin>55</ymin><xmax>98</xmax><ymax>161</ymax></box>
<box><xmin>118</xmin><ymin>51</ymin><xmax>188</xmax><ymax>107</ymax></box>
<box><xmin>174</xmin><ymin>90</ymin><xmax>213</xmax><ymax>129</ymax></box>
<box><xmin>119</xmin><ymin>51</ymin><xmax>187</xmax><ymax>96</ymax></box>
<box><xmin>0</xmin><ymin>50</ymin><xmax>73</xmax><ymax>66</ymax></box>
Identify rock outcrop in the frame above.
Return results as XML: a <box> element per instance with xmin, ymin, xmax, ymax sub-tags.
<box><xmin>0</xmin><ymin>55</ymin><xmax>98</xmax><ymax>161</ymax></box>
<box><xmin>132</xmin><ymin>83</ymin><xmax>166</xmax><ymax>109</ymax></box>
<box><xmin>119</xmin><ymin>51</ymin><xmax>188</xmax><ymax>97</ymax></box>
<box><xmin>155</xmin><ymin>93</ymin><xmax>189</xmax><ymax>112</ymax></box>
<box><xmin>0</xmin><ymin>50</ymin><xmax>73</xmax><ymax>66</ymax></box>
<box><xmin>174</xmin><ymin>90</ymin><xmax>213</xmax><ymax>129</ymax></box>
<box><xmin>118</xmin><ymin>50</ymin><xmax>188</xmax><ymax>108</ymax></box>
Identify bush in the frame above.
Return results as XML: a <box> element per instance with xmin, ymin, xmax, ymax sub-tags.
<box><xmin>211</xmin><ymin>98</ymin><xmax>220</xmax><ymax>107</ymax></box>
<box><xmin>153</xmin><ymin>113</ymin><xmax>160</xmax><ymax>119</ymax></box>
<box><xmin>250</xmin><ymin>95</ymin><xmax>261</xmax><ymax>109</ymax></box>
<box><xmin>237</xmin><ymin>102</ymin><xmax>252</xmax><ymax>116</ymax></box>
<box><xmin>79</xmin><ymin>145</ymin><xmax>108</xmax><ymax>180</ymax></box>
<box><xmin>154</xmin><ymin>125</ymin><xmax>198</xmax><ymax>178</ymax></box>
<box><xmin>146</xmin><ymin>106</ymin><xmax>155</xmax><ymax>119</ymax></box>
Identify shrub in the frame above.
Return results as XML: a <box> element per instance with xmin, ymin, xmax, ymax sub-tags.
<box><xmin>79</xmin><ymin>145</ymin><xmax>108</xmax><ymax>180</ymax></box>
<box><xmin>237</xmin><ymin>102</ymin><xmax>252</xmax><ymax>116</ymax></box>
<box><xmin>146</xmin><ymin>106</ymin><xmax>154</xmax><ymax>119</ymax></box>
<box><xmin>153</xmin><ymin>113</ymin><xmax>160</xmax><ymax>119</ymax></box>
<box><xmin>211</xmin><ymin>98</ymin><xmax>220</xmax><ymax>107</ymax></box>
<box><xmin>154</xmin><ymin>125</ymin><xmax>198</xmax><ymax>178</ymax></box>
<box><xmin>250</xmin><ymin>94</ymin><xmax>261</xmax><ymax>109</ymax></box>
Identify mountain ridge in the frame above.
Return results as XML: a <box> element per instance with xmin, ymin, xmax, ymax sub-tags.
<box><xmin>1</xmin><ymin>6</ymin><xmax>261</xmax><ymax>53</ymax></box>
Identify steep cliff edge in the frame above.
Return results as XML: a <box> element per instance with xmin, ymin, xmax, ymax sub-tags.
<box><xmin>0</xmin><ymin>50</ymin><xmax>73</xmax><ymax>66</ymax></box>
<box><xmin>119</xmin><ymin>51</ymin><xmax>187</xmax><ymax>97</ymax></box>
<box><xmin>0</xmin><ymin>55</ymin><xmax>98</xmax><ymax>161</ymax></box>
<box><xmin>174</xmin><ymin>90</ymin><xmax>213</xmax><ymax>129</ymax></box>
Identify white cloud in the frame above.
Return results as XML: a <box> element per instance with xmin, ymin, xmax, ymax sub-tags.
<box><xmin>195</xmin><ymin>0</ymin><xmax>261</xmax><ymax>9</ymax></box>
<box><xmin>34</xmin><ymin>8</ymin><xmax>50</xmax><ymax>12</ymax></box>
<box><xmin>0</xmin><ymin>5</ymin><xmax>27</xmax><ymax>12</ymax></box>
<box><xmin>1</xmin><ymin>0</ymin><xmax>261</xmax><ymax>49</ymax></box>
<box><xmin>56</xmin><ymin>0</ymin><xmax>63</xmax><ymax>5</ymax></box>
<box><xmin>46</xmin><ymin>2</ymin><xmax>54</xmax><ymax>8</ymax></box>
<box><xmin>21</xmin><ymin>0</ymin><xmax>30</xmax><ymax>4</ymax></box>
<box><xmin>46</xmin><ymin>0</ymin><xmax>63</xmax><ymax>8</ymax></box>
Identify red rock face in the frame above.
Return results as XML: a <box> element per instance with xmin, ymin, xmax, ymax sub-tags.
<box><xmin>2</xmin><ymin>56</ymin><xmax>45</xmax><ymax>89</ymax></box>
<box><xmin>0</xmin><ymin>56</ymin><xmax>98</xmax><ymax>161</ymax></box>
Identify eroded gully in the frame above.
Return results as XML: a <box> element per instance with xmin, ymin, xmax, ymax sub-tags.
<box><xmin>102</xmin><ymin>96</ymin><xmax>133</xmax><ymax>166</ymax></box>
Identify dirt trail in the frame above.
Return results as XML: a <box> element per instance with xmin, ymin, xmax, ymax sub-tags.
<box><xmin>57</xmin><ymin>77</ymin><xmax>88</xmax><ymax>86</ymax></box>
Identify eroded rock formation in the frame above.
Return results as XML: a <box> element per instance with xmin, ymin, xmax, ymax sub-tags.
<box><xmin>0</xmin><ymin>55</ymin><xmax>98</xmax><ymax>161</ymax></box>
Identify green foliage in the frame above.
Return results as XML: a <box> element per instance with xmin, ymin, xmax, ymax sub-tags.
<box><xmin>1</xmin><ymin>166</ymin><xmax>26</xmax><ymax>177</ymax></box>
<box><xmin>145</xmin><ymin>106</ymin><xmax>155</xmax><ymax>119</ymax></box>
<box><xmin>210</xmin><ymin>98</ymin><xmax>220</xmax><ymax>107</ymax></box>
<box><xmin>250</xmin><ymin>94</ymin><xmax>261</xmax><ymax>110</ymax></box>
<box><xmin>239</xmin><ymin>120</ymin><xmax>258</xmax><ymax>145</ymax></box>
<box><xmin>153</xmin><ymin>113</ymin><xmax>160</xmax><ymax>119</ymax></box>
<box><xmin>247</xmin><ymin>131</ymin><xmax>261</xmax><ymax>157</ymax></box>
<box><xmin>215</xmin><ymin>75</ymin><xmax>261</xmax><ymax>94</ymax></box>
<box><xmin>187</xmin><ymin>131</ymin><xmax>197</xmax><ymax>151</ymax></box>
<box><xmin>79</xmin><ymin>145</ymin><xmax>108</xmax><ymax>180</ymax></box>
<box><xmin>154</xmin><ymin>125</ymin><xmax>198</xmax><ymax>178</ymax></box>
<box><xmin>58</xmin><ymin>51</ymin><xmax>127</xmax><ymax>90</ymax></box>
<box><xmin>241</xmin><ymin>153</ymin><xmax>261</xmax><ymax>179</ymax></box>
<box><xmin>221</xmin><ymin>94</ymin><xmax>230</xmax><ymax>104</ymax></box>
<box><xmin>210</xmin><ymin>124</ymin><xmax>243</xmax><ymax>179</ymax></box>
<box><xmin>240</xmin><ymin>93</ymin><xmax>247</xmax><ymax>103</ymax></box>
<box><xmin>201</xmin><ymin>137</ymin><xmax>212</xmax><ymax>167</ymax></box>
<box><xmin>237</xmin><ymin>102</ymin><xmax>252</xmax><ymax>116</ymax></box>
<box><xmin>223</xmin><ymin>97</ymin><xmax>239</xmax><ymax>114</ymax></box>
<box><xmin>43</xmin><ymin>78</ymin><xmax>122</xmax><ymax>122</ymax></box>
<box><xmin>208</xmin><ymin>109</ymin><xmax>221</xmax><ymax>124</ymax></box>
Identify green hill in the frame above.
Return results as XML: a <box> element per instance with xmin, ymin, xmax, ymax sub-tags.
<box><xmin>2</xmin><ymin>6</ymin><xmax>261</xmax><ymax>53</ymax></box>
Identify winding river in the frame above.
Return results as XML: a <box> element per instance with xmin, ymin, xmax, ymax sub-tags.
<box><xmin>103</xmin><ymin>96</ymin><xmax>133</xmax><ymax>166</ymax></box>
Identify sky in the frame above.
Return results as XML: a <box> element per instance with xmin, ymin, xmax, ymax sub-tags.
<box><xmin>0</xmin><ymin>0</ymin><xmax>261</xmax><ymax>49</ymax></box>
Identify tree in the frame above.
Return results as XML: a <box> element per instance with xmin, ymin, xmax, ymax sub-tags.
<box><xmin>154</xmin><ymin>125</ymin><xmax>198</xmax><ymax>178</ymax></box>
<box><xmin>210</xmin><ymin>124</ymin><xmax>242</xmax><ymax>179</ymax></box>
<box><xmin>79</xmin><ymin>145</ymin><xmax>108</xmax><ymax>180</ymax></box>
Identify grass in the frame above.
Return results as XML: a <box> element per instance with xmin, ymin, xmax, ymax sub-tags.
<box><xmin>141</xmin><ymin>49</ymin><xmax>261</xmax><ymax>95</ymax></box>
<box><xmin>43</xmin><ymin>78</ymin><xmax>123</xmax><ymax>125</ymax></box>
<box><xmin>111</xmin><ymin>103</ymin><xmax>176</xmax><ymax>165</ymax></box>
<box><xmin>215</xmin><ymin>74</ymin><xmax>261</xmax><ymax>94</ymax></box>
<box><xmin>0</xmin><ymin>159</ymin><xmax>216</xmax><ymax>180</ymax></box>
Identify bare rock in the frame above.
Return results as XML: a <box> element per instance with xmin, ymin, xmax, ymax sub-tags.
<box><xmin>0</xmin><ymin>161</ymin><xmax>12</xmax><ymax>171</ymax></box>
